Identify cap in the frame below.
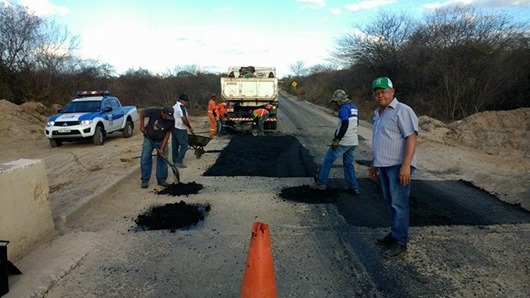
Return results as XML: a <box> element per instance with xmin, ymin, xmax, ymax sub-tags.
<box><xmin>329</xmin><ymin>89</ymin><xmax>349</xmax><ymax>104</ymax></box>
<box><xmin>162</xmin><ymin>106</ymin><xmax>174</xmax><ymax>120</ymax></box>
<box><xmin>372</xmin><ymin>77</ymin><xmax>393</xmax><ymax>90</ymax></box>
<box><xmin>179</xmin><ymin>94</ymin><xmax>189</xmax><ymax>101</ymax></box>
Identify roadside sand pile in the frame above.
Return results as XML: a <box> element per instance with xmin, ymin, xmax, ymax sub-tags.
<box><xmin>418</xmin><ymin>107</ymin><xmax>530</xmax><ymax>157</ymax></box>
<box><xmin>0</xmin><ymin>99</ymin><xmax>59</xmax><ymax>141</ymax></box>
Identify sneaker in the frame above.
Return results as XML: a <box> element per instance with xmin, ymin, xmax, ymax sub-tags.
<box><xmin>376</xmin><ymin>232</ymin><xmax>396</xmax><ymax>246</ymax></box>
<box><xmin>141</xmin><ymin>181</ymin><xmax>148</xmax><ymax>189</ymax></box>
<box><xmin>347</xmin><ymin>188</ymin><xmax>361</xmax><ymax>195</ymax></box>
<box><xmin>157</xmin><ymin>181</ymin><xmax>170</xmax><ymax>187</ymax></box>
<box><xmin>384</xmin><ymin>243</ymin><xmax>407</xmax><ymax>259</ymax></box>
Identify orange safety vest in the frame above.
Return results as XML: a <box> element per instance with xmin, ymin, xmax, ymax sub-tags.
<box><xmin>252</xmin><ymin>108</ymin><xmax>269</xmax><ymax>118</ymax></box>
<box><xmin>215</xmin><ymin>102</ymin><xmax>227</xmax><ymax>117</ymax></box>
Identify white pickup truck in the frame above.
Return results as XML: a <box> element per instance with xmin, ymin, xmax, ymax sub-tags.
<box><xmin>220</xmin><ymin>66</ymin><xmax>279</xmax><ymax>130</ymax></box>
<box><xmin>44</xmin><ymin>90</ymin><xmax>138</xmax><ymax>147</ymax></box>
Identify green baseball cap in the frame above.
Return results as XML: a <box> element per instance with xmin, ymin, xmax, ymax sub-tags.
<box><xmin>372</xmin><ymin>77</ymin><xmax>393</xmax><ymax>90</ymax></box>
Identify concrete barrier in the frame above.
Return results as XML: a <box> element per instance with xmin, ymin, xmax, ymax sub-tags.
<box><xmin>0</xmin><ymin>159</ymin><xmax>55</xmax><ymax>261</ymax></box>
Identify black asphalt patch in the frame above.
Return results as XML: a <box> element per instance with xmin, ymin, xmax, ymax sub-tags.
<box><xmin>278</xmin><ymin>185</ymin><xmax>341</xmax><ymax>204</ymax></box>
<box><xmin>133</xmin><ymin>201</ymin><xmax>211</xmax><ymax>232</ymax></box>
<box><xmin>203</xmin><ymin>135</ymin><xmax>317</xmax><ymax>177</ymax></box>
<box><xmin>154</xmin><ymin>182</ymin><xmax>203</xmax><ymax>196</ymax></box>
<box><xmin>280</xmin><ymin>178</ymin><xmax>530</xmax><ymax>228</ymax></box>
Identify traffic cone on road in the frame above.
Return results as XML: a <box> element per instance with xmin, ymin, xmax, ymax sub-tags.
<box><xmin>240</xmin><ymin>222</ymin><xmax>277</xmax><ymax>298</ymax></box>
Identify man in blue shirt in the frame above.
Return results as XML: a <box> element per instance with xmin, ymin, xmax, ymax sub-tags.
<box><xmin>313</xmin><ymin>89</ymin><xmax>360</xmax><ymax>195</ymax></box>
<box><xmin>370</xmin><ymin>77</ymin><xmax>419</xmax><ymax>259</ymax></box>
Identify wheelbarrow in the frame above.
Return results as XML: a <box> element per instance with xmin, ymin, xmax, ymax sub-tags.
<box><xmin>188</xmin><ymin>134</ymin><xmax>212</xmax><ymax>159</ymax></box>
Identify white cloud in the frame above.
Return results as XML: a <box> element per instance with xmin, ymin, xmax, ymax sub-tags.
<box><xmin>329</xmin><ymin>8</ymin><xmax>341</xmax><ymax>15</ymax></box>
<box><xmin>423</xmin><ymin>0</ymin><xmax>530</xmax><ymax>10</ymax></box>
<box><xmin>423</xmin><ymin>0</ymin><xmax>472</xmax><ymax>10</ymax></box>
<box><xmin>345</xmin><ymin>0</ymin><xmax>397</xmax><ymax>12</ymax></box>
<box><xmin>19</xmin><ymin>0</ymin><xmax>68</xmax><ymax>16</ymax></box>
<box><xmin>296</xmin><ymin>0</ymin><xmax>327</xmax><ymax>6</ymax></box>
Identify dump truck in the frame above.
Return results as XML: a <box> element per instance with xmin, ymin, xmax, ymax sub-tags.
<box><xmin>220</xmin><ymin>66</ymin><xmax>278</xmax><ymax>130</ymax></box>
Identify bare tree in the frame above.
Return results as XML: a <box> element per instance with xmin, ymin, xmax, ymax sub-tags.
<box><xmin>289</xmin><ymin>60</ymin><xmax>308</xmax><ymax>77</ymax></box>
<box><xmin>332</xmin><ymin>11</ymin><xmax>417</xmax><ymax>78</ymax></box>
<box><xmin>409</xmin><ymin>5</ymin><xmax>530</xmax><ymax>120</ymax></box>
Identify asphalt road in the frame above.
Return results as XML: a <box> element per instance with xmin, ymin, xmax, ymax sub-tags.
<box><xmin>7</xmin><ymin>92</ymin><xmax>530</xmax><ymax>297</ymax></box>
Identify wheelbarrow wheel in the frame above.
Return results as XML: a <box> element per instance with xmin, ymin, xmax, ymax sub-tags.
<box><xmin>195</xmin><ymin>148</ymin><xmax>205</xmax><ymax>159</ymax></box>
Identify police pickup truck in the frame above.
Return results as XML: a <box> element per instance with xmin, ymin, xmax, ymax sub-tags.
<box><xmin>44</xmin><ymin>90</ymin><xmax>138</xmax><ymax>147</ymax></box>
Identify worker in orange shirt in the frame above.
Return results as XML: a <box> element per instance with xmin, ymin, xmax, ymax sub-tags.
<box><xmin>207</xmin><ymin>95</ymin><xmax>218</xmax><ymax>137</ymax></box>
<box><xmin>250</xmin><ymin>107</ymin><xmax>269</xmax><ymax>135</ymax></box>
<box><xmin>215</xmin><ymin>101</ymin><xmax>230</xmax><ymax>135</ymax></box>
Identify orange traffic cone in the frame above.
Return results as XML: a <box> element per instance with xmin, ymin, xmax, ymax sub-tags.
<box><xmin>240</xmin><ymin>222</ymin><xmax>277</xmax><ymax>298</ymax></box>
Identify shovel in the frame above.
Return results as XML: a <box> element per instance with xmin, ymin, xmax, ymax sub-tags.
<box><xmin>143</xmin><ymin>132</ymin><xmax>180</xmax><ymax>183</ymax></box>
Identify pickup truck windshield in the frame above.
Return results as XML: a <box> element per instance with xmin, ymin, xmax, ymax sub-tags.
<box><xmin>62</xmin><ymin>101</ymin><xmax>102</xmax><ymax>113</ymax></box>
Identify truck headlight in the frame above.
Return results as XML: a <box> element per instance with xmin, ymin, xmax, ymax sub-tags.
<box><xmin>47</xmin><ymin>121</ymin><xmax>55</xmax><ymax>127</ymax></box>
<box><xmin>81</xmin><ymin>120</ymin><xmax>92</xmax><ymax>126</ymax></box>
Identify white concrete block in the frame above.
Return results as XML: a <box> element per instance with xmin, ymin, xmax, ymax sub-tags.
<box><xmin>0</xmin><ymin>159</ymin><xmax>55</xmax><ymax>260</ymax></box>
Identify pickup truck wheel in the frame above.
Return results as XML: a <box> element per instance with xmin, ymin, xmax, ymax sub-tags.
<box><xmin>93</xmin><ymin>126</ymin><xmax>105</xmax><ymax>145</ymax></box>
<box><xmin>50</xmin><ymin>139</ymin><xmax>62</xmax><ymax>147</ymax></box>
<box><xmin>122</xmin><ymin>120</ymin><xmax>134</xmax><ymax>138</ymax></box>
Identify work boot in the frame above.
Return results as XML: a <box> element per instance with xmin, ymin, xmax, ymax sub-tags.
<box><xmin>157</xmin><ymin>181</ymin><xmax>169</xmax><ymax>187</ymax></box>
<box><xmin>141</xmin><ymin>181</ymin><xmax>148</xmax><ymax>189</ymax></box>
<box><xmin>384</xmin><ymin>243</ymin><xmax>407</xmax><ymax>259</ymax></box>
<box><xmin>177</xmin><ymin>163</ymin><xmax>187</xmax><ymax>168</ymax></box>
<box><xmin>312</xmin><ymin>183</ymin><xmax>327</xmax><ymax>190</ymax></box>
<box><xmin>313</xmin><ymin>168</ymin><xmax>320</xmax><ymax>184</ymax></box>
<box><xmin>376</xmin><ymin>232</ymin><xmax>396</xmax><ymax>246</ymax></box>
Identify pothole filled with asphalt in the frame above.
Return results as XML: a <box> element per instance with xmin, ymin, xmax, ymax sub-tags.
<box><xmin>132</xmin><ymin>201</ymin><xmax>211</xmax><ymax>233</ymax></box>
<box><xmin>154</xmin><ymin>182</ymin><xmax>204</xmax><ymax>196</ymax></box>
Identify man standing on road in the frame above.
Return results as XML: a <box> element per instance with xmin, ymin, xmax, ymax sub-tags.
<box><xmin>139</xmin><ymin>107</ymin><xmax>175</xmax><ymax>188</ymax></box>
<box><xmin>313</xmin><ymin>89</ymin><xmax>360</xmax><ymax>195</ymax></box>
<box><xmin>208</xmin><ymin>95</ymin><xmax>218</xmax><ymax>137</ymax></box>
<box><xmin>250</xmin><ymin>107</ymin><xmax>269</xmax><ymax>135</ymax></box>
<box><xmin>172</xmin><ymin>94</ymin><xmax>194</xmax><ymax>168</ymax></box>
<box><xmin>370</xmin><ymin>77</ymin><xmax>419</xmax><ymax>259</ymax></box>
<box><xmin>215</xmin><ymin>101</ymin><xmax>229</xmax><ymax>135</ymax></box>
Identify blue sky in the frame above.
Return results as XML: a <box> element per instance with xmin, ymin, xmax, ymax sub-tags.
<box><xmin>10</xmin><ymin>0</ymin><xmax>530</xmax><ymax>77</ymax></box>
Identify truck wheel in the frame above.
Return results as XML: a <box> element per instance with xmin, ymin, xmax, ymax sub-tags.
<box><xmin>93</xmin><ymin>126</ymin><xmax>105</xmax><ymax>145</ymax></box>
<box><xmin>50</xmin><ymin>139</ymin><xmax>62</xmax><ymax>147</ymax></box>
<box><xmin>122</xmin><ymin>120</ymin><xmax>134</xmax><ymax>138</ymax></box>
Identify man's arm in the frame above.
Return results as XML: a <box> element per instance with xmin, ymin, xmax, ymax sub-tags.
<box><xmin>139</xmin><ymin>110</ymin><xmax>146</xmax><ymax>134</ymax></box>
<box><xmin>399</xmin><ymin>132</ymin><xmax>418</xmax><ymax>185</ymax></box>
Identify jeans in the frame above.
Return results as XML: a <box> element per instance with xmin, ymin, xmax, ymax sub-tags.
<box><xmin>257</xmin><ymin>114</ymin><xmax>269</xmax><ymax>133</ymax></box>
<box><xmin>316</xmin><ymin>145</ymin><xmax>359</xmax><ymax>190</ymax></box>
<box><xmin>217</xmin><ymin>117</ymin><xmax>226</xmax><ymax>134</ymax></box>
<box><xmin>377</xmin><ymin>165</ymin><xmax>415</xmax><ymax>246</ymax></box>
<box><xmin>140</xmin><ymin>136</ymin><xmax>168</xmax><ymax>183</ymax></box>
<box><xmin>172</xmin><ymin>128</ymin><xmax>189</xmax><ymax>164</ymax></box>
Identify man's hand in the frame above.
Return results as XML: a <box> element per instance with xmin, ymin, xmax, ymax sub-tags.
<box><xmin>331</xmin><ymin>138</ymin><xmax>340</xmax><ymax>150</ymax></box>
<box><xmin>369</xmin><ymin>166</ymin><xmax>378</xmax><ymax>181</ymax></box>
<box><xmin>140</xmin><ymin>126</ymin><xmax>146</xmax><ymax>134</ymax></box>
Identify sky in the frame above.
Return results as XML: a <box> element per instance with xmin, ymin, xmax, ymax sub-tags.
<box><xmin>9</xmin><ymin>0</ymin><xmax>530</xmax><ymax>77</ymax></box>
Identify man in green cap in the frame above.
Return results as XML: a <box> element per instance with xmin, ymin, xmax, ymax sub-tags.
<box><xmin>369</xmin><ymin>77</ymin><xmax>419</xmax><ymax>259</ymax></box>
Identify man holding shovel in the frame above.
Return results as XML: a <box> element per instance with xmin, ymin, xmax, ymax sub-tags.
<box><xmin>139</xmin><ymin>106</ymin><xmax>175</xmax><ymax>188</ymax></box>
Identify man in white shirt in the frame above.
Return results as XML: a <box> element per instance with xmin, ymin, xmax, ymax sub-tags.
<box><xmin>172</xmin><ymin>94</ymin><xmax>194</xmax><ymax>168</ymax></box>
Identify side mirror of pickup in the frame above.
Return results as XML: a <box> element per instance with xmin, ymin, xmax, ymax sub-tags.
<box><xmin>104</xmin><ymin>107</ymin><xmax>113</xmax><ymax>112</ymax></box>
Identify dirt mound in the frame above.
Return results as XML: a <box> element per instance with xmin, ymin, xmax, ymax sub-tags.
<box><xmin>0</xmin><ymin>100</ymin><xmax>58</xmax><ymax>141</ymax></box>
<box><xmin>419</xmin><ymin>108</ymin><xmax>530</xmax><ymax>157</ymax></box>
